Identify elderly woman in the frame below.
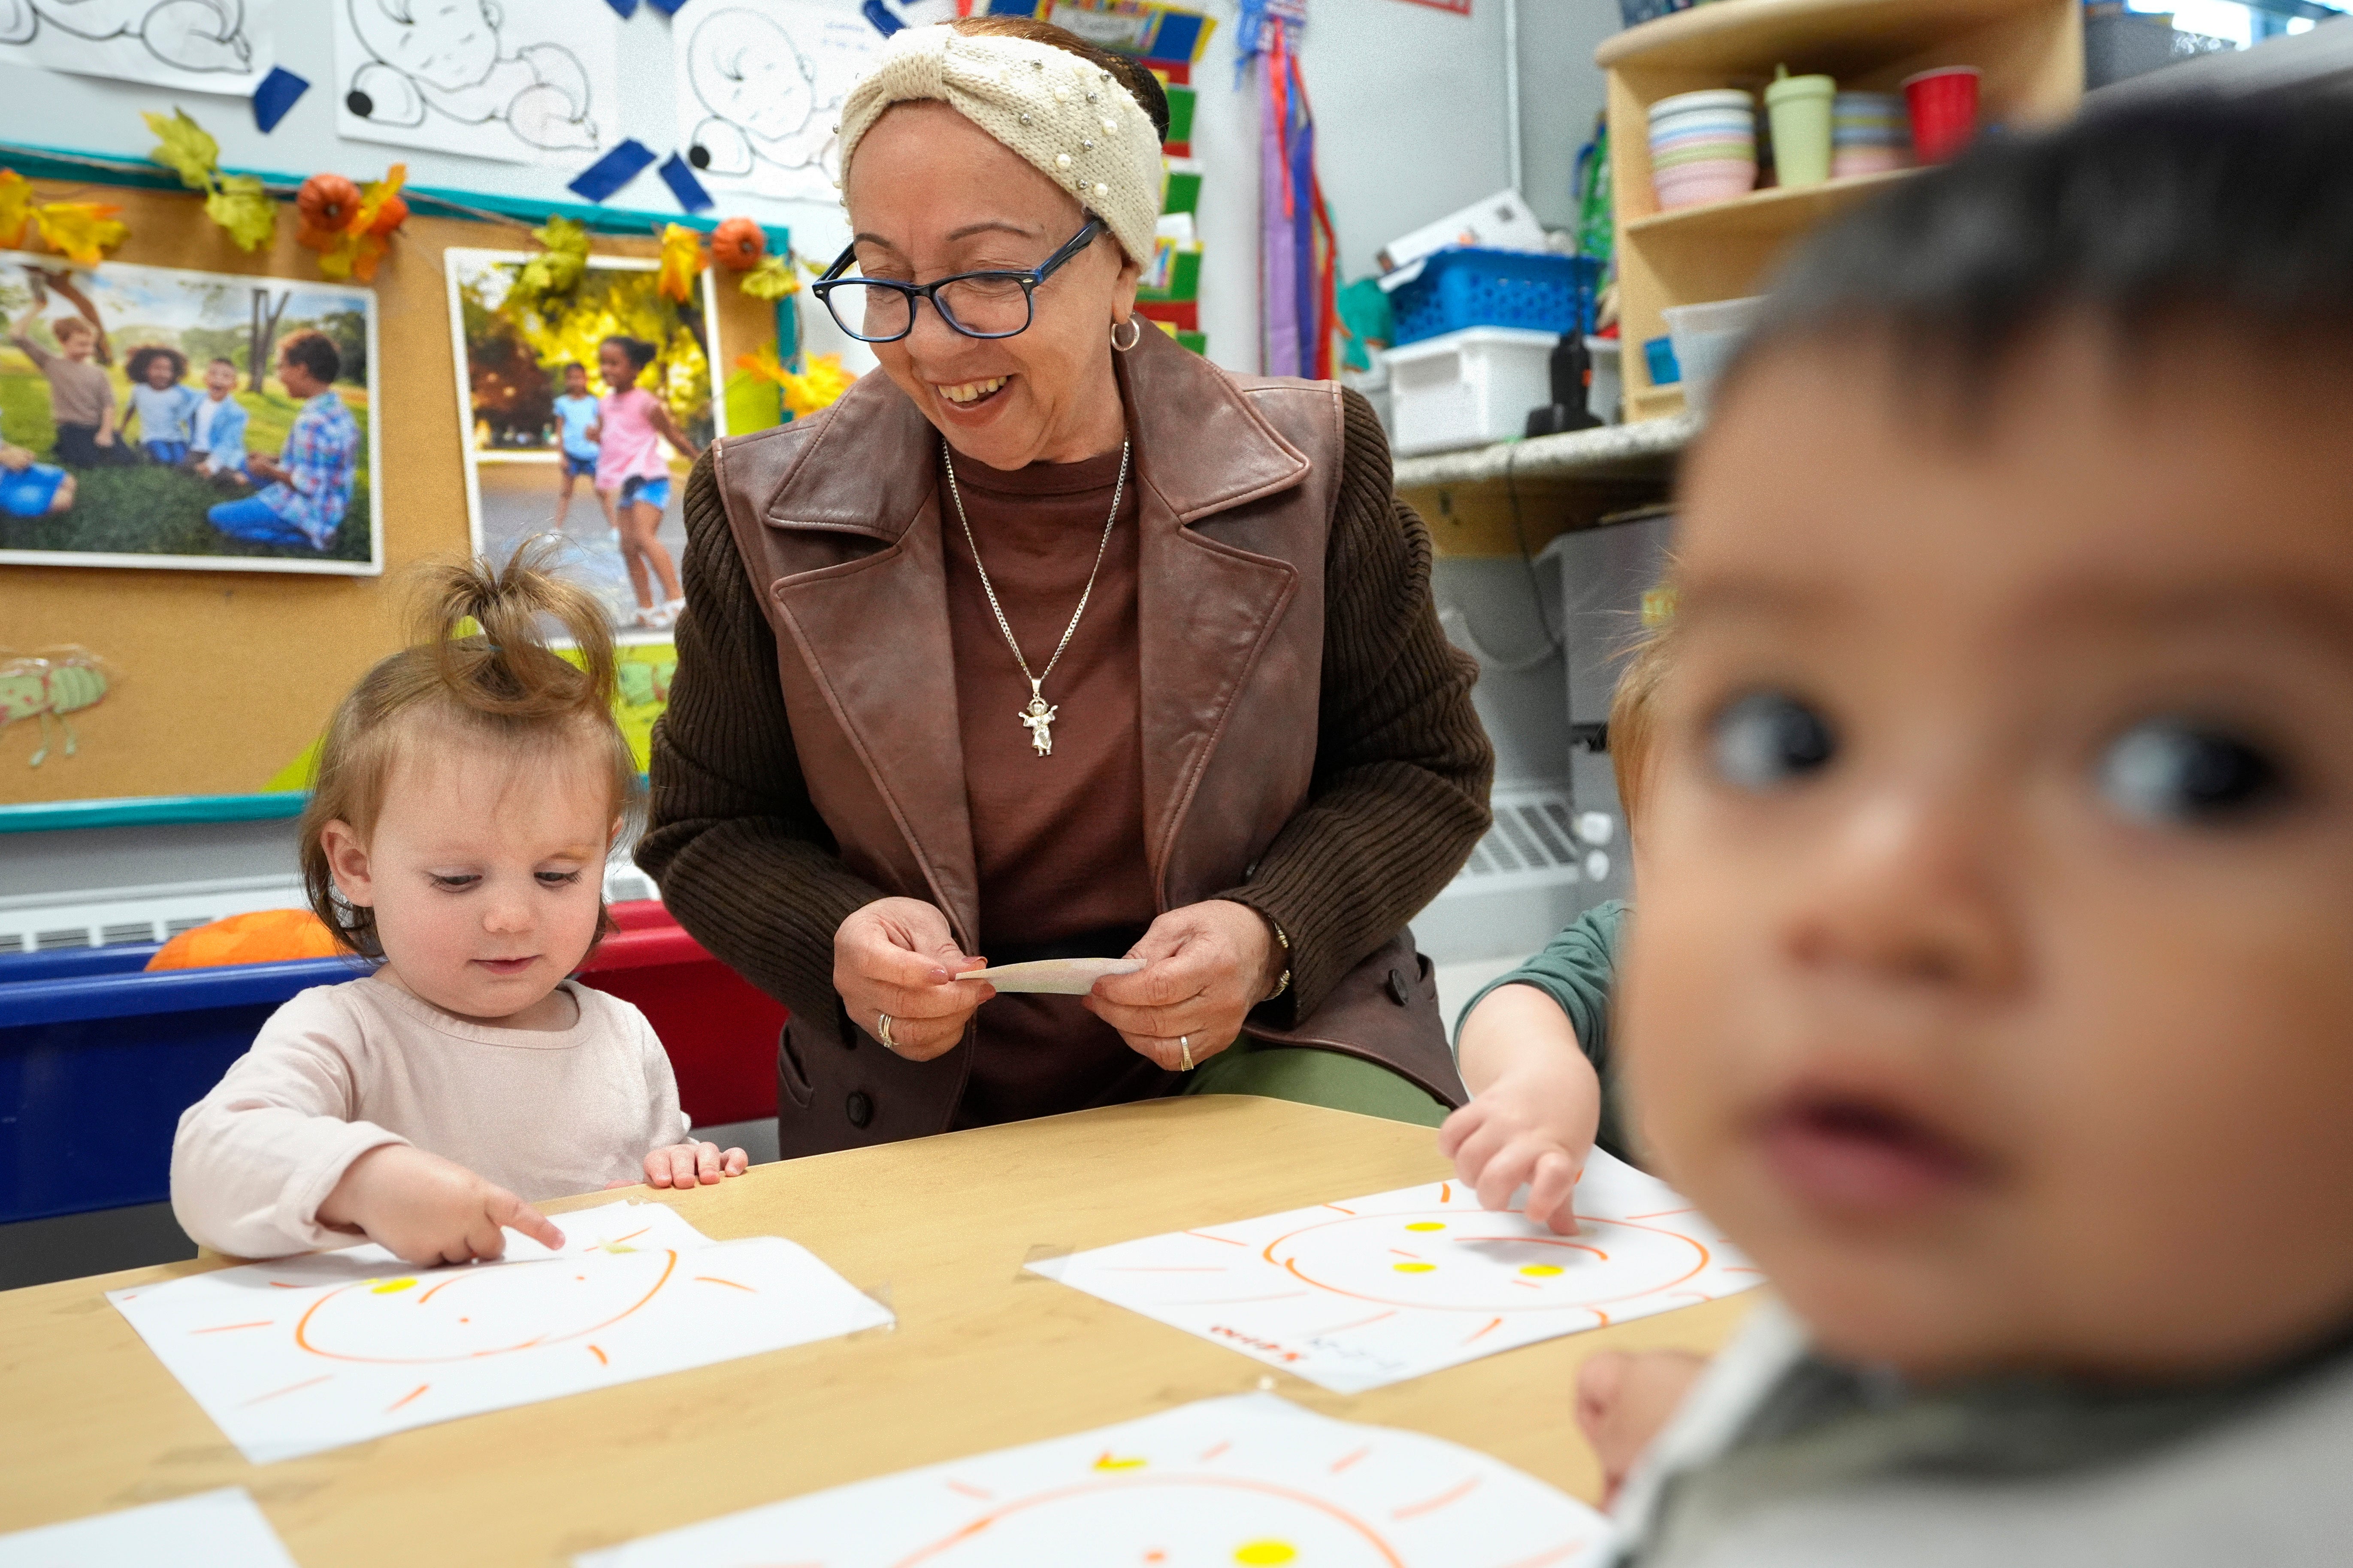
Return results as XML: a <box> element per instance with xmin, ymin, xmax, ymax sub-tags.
<box><xmin>639</xmin><ymin>16</ymin><xmax>1492</xmax><ymax>1159</ymax></box>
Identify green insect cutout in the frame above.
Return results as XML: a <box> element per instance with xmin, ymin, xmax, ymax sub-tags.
<box><xmin>0</xmin><ymin>650</ymin><xmax>111</xmax><ymax>767</ymax></box>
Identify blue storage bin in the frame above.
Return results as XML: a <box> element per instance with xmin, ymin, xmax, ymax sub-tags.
<box><xmin>0</xmin><ymin>954</ymin><xmax>365</xmax><ymax>1224</ymax></box>
<box><xmin>1387</xmin><ymin>248</ymin><xmax>1602</xmax><ymax>347</ymax></box>
<box><xmin>0</xmin><ymin>943</ymin><xmax>162</xmax><ymax>983</ymax></box>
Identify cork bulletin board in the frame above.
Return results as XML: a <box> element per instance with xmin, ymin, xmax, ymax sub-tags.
<box><xmin>0</xmin><ymin>177</ymin><xmax>779</xmax><ymax>807</ymax></box>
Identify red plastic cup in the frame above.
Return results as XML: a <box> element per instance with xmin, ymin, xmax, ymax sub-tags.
<box><xmin>1903</xmin><ymin>66</ymin><xmax>1981</xmax><ymax>163</ymax></box>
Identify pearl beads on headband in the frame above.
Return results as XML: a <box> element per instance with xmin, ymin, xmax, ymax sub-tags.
<box><xmin>835</xmin><ymin>24</ymin><xmax>1165</xmax><ymax>268</ymax></box>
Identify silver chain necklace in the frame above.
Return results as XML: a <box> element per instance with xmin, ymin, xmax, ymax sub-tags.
<box><xmin>942</xmin><ymin>437</ymin><xmax>1130</xmax><ymax>758</ymax></box>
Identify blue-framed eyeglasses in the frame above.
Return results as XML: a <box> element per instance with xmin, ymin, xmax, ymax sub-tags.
<box><xmin>812</xmin><ymin>216</ymin><xmax>1107</xmax><ymax>343</ymax></box>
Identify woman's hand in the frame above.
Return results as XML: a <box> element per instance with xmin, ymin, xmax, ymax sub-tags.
<box><xmin>832</xmin><ymin>897</ymin><xmax>994</xmax><ymax>1061</ymax></box>
<box><xmin>1085</xmin><ymin>899</ymin><xmax>1281</xmax><ymax>1073</ymax></box>
<box><xmin>317</xmin><ymin>1144</ymin><xmax>566</xmax><ymax>1266</ymax></box>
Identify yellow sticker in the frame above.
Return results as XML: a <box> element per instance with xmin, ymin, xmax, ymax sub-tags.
<box><xmin>1403</xmin><ymin>1222</ymin><xmax>1446</xmax><ymax>1232</ymax></box>
<box><xmin>1391</xmin><ymin>1262</ymin><xmax>1437</xmax><ymax>1274</ymax></box>
<box><xmin>369</xmin><ymin>1277</ymin><xmax>418</xmax><ymax>1294</ymax></box>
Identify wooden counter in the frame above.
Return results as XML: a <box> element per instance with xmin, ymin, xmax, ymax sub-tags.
<box><xmin>0</xmin><ymin>1096</ymin><xmax>1753</xmax><ymax>1565</ymax></box>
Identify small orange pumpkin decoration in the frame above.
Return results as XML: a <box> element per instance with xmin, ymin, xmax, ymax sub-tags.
<box><xmin>709</xmin><ymin>215</ymin><xmax>766</xmax><ymax>270</ymax></box>
<box><xmin>296</xmin><ymin>172</ymin><xmax>360</xmax><ymax>235</ymax></box>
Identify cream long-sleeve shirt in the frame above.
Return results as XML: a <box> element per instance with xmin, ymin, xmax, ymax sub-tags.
<box><xmin>171</xmin><ymin>975</ymin><xmax>689</xmax><ymax>1259</ymax></box>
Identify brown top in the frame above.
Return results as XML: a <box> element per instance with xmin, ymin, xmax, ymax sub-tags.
<box><xmin>14</xmin><ymin>336</ymin><xmax>113</xmax><ymax>427</ymax></box>
<box><xmin>641</xmin><ymin>347</ymin><xmax>1492</xmax><ymax>1145</ymax></box>
<box><xmin>940</xmin><ymin>441</ymin><xmax>1170</xmax><ymax>1125</ymax></box>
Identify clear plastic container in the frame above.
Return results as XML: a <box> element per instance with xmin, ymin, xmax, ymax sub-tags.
<box><xmin>1662</xmin><ymin>295</ymin><xmax>1768</xmax><ymax>416</ymax></box>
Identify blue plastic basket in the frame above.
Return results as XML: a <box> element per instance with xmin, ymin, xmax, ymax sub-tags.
<box><xmin>0</xmin><ymin>949</ymin><xmax>364</xmax><ymax>1224</ymax></box>
<box><xmin>1387</xmin><ymin>248</ymin><xmax>1603</xmax><ymax>348</ymax></box>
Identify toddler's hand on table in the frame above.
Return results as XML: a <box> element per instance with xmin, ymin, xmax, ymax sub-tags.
<box><xmin>1437</xmin><ymin>1060</ymin><xmax>1599</xmax><ymax>1235</ymax></box>
<box><xmin>642</xmin><ymin>1141</ymin><xmax>748</xmax><ymax>1188</ymax></box>
<box><xmin>318</xmin><ymin>1144</ymin><xmax>565</xmax><ymax>1266</ymax></box>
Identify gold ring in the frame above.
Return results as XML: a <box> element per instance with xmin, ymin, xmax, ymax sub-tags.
<box><xmin>1179</xmin><ymin>1034</ymin><xmax>1193</xmax><ymax>1072</ymax></box>
<box><xmin>877</xmin><ymin>1012</ymin><xmax>896</xmax><ymax>1051</ymax></box>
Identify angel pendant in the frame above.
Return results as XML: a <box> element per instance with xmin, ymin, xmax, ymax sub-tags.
<box><xmin>1019</xmin><ymin>694</ymin><xmax>1059</xmax><ymax>756</ymax></box>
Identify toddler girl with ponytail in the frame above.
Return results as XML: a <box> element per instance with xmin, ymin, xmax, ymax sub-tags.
<box><xmin>172</xmin><ymin>549</ymin><xmax>744</xmax><ymax>1265</ymax></box>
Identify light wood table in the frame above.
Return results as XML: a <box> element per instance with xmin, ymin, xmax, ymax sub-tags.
<box><xmin>0</xmin><ymin>1097</ymin><xmax>1752</xmax><ymax>1565</ymax></box>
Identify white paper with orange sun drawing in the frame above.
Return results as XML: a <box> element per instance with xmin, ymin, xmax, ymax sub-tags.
<box><xmin>1029</xmin><ymin>1151</ymin><xmax>1764</xmax><ymax>1394</ymax></box>
<box><xmin>106</xmin><ymin>1201</ymin><xmax>892</xmax><ymax>1464</ymax></box>
<box><xmin>576</xmin><ymin>1392</ymin><xmax>1608</xmax><ymax>1568</ymax></box>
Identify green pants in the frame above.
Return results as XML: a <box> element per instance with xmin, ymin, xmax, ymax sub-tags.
<box><xmin>1179</xmin><ymin>1036</ymin><xmax>1450</xmax><ymax>1127</ymax></box>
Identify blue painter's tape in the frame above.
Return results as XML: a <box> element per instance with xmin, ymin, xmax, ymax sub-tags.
<box><xmin>251</xmin><ymin>66</ymin><xmax>309</xmax><ymax>133</ymax></box>
<box><xmin>568</xmin><ymin>139</ymin><xmax>659</xmax><ymax>203</ymax></box>
<box><xmin>648</xmin><ymin>0</ymin><xmax>691</xmax><ymax>12</ymax></box>
<box><xmin>605</xmin><ymin>0</ymin><xmax>639</xmax><ymax>13</ymax></box>
<box><xmin>861</xmin><ymin>0</ymin><xmax>904</xmax><ymax>34</ymax></box>
<box><xmin>658</xmin><ymin>151</ymin><xmax>714</xmax><ymax>214</ymax></box>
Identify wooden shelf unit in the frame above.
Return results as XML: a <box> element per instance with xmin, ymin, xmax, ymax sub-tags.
<box><xmin>1600</xmin><ymin>0</ymin><xmax>2083</xmax><ymax>420</ymax></box>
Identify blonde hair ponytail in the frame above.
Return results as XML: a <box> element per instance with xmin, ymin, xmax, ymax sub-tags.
<box><xmin>299</xmin><ymin>544</ymin><xmax>643</xmax><ymax>959</ymax></box>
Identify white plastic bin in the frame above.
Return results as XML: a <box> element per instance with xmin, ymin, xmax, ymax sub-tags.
<box><xmin>1383</xmin><ymin>326</ymin><xmax>1557</xmax><ymax>456</ymax></box>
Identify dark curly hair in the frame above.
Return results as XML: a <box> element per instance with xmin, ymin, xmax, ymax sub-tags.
<box><xmin>125</xmin><ymin>343</ymin><xmax>188</xmax><ymax>384</ymax></box>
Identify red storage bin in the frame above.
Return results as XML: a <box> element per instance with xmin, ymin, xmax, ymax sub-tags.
<box><xmin>577</xmin><ymin>900</ymin><xmax>784</xmax><ymax>1128</ymax></box>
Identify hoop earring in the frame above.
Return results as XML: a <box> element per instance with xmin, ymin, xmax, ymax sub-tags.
<box><xmin>1111</xmin><ymin>316</ymin><xmax>1143</xmax><ymax>352</ymax></box>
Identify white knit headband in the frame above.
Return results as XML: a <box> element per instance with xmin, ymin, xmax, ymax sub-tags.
<box><xmin>837</xmin><ymin>25</ymin><xmax>1163</xmax><ymax>269</ymax></box>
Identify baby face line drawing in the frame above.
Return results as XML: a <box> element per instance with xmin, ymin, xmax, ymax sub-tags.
<box><xmin>344</xmin><ymin>0</ymin><xmax>601</xmax><ymax>152</ymax></box>
<box><xmin>0</xmin><ymin>0</ymin><xmax>254</xmax><ymax>75</ymax></box>
<box><xmin>683</xmin><ymin>6</ymin><xmax>850</xmax><ymax>184</ymax></box>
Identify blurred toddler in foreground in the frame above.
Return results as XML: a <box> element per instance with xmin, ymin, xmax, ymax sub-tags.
<box><xmin>1601</xmin><ymin>99</ymin><xmax>2353</xmax><ymax>1564</ymax></box>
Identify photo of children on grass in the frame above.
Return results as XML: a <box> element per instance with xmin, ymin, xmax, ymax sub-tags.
<box><xmin>0</xmin><ymin>253</ymin><xmax>380</xmax><ymax>575</ymax></box>
<box><xmin>445</xmin><ymin>249</ymin><xmax>719</xmax><ymax>638</ymax></box>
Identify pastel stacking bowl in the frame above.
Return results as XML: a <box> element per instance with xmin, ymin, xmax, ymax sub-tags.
<box><xmin>1830</xmin><ymin>90</ymin><xmax>1910</xmax><ymax>179</ymax></box>
<box><xmin>1648</xmin><ymin>88</ymin><xmax>1757</xmax><ymax>210</ymax></box>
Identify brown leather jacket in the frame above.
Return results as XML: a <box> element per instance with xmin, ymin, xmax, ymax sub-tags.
<box><xmin>643</xmin><ymin>327</ymin><xmax>1490</xmax><ymax>1157</ymax></box>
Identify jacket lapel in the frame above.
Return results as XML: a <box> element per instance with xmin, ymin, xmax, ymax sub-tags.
<box><xmin>756</xmin><ymin>376</ymin><xmax>983</xmax><ymax>949</ymax></box>
<box><xmin>1121</xmin><ymin>332</ymin><xmax>1312</xmax><ymax>900</ymax></box>
<box><xmin>746</xmin><ymin>332</ymin><xmax>1316</xmax><ymax>933</ymax></box>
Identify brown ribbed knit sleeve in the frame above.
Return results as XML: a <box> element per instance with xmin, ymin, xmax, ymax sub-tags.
<box><xmin>1219</xmin><ymin>388</ymin><xmax>1494</xmax><ymax>1018</ymax></box>
<box><xmin>636</xmin><ymin>451</ymin><xmax>885</xmax><ymax>1021</ymax></box>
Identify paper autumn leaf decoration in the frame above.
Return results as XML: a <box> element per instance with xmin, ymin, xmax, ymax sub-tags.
<box><xmin>206</xmin><ymin>175</ymin><xmax>276</xmax><ymax>252</ymax></box>
<box><xmin>146</xmin><ymin>108</ymin><xmax>276</xmax><ymax>254</ymax></box>
<box><xmin>33</xmin><ymin>203</ymin><xmax>128</xmax><ymax>266</ymax></box>
<box><xmin>659</xmin><ymin>223</ymin><xmax>707</xmax><ymax>303</ymax></box>
<box><xmin>520</xmin><ymin>215</ymin><xmax>589</xmax><ymax>294</ymax></box>
<box><xmin>737</xmin><ymin>346</ymin><xmax>854</xmax><ymax>419</ymax></box>
<box><xmin>738</xmin><ymin>252</ymin><xmax>798</xmax><ymax>300</ymax></box>
<box><xmin>145</xmin><ymin>108</ymin><xmax>217</xmax><ymax>186</ymax></box>
<box><xmin>0</xmin><ymin>166</ymin><xmax>128</xmax><ymax>263</ymax></box>
<box><xmin>0</xmin><ymin>169</ymin><xmax>34</xmax><ymax>249</ymax></box>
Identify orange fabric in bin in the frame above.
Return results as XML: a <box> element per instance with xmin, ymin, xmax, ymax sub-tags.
<box><xmin>145</xmin><ymin>909</ymin><xmax>345</xmax><ymax>970</ymax></box>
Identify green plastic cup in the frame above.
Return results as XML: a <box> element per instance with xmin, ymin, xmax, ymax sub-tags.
<box><xmin>1765</xmin><ymin>65</ymin><xmax>1836</xmax><ymax>188</ymax></box>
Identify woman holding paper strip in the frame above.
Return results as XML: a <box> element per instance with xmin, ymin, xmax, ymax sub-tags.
<box><xmin>639</xmin><ymin>17</ymin><xmax>1491</xmax><ymax>1158</ymax></box>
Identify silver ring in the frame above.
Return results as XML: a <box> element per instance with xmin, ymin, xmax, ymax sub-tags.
<box><xmin>1179</xmin><ymin>1034</ymin><xmax>1193</xmax><ymax>1072</ymax></box>
<box><xmin>877</xmin><ymin>1012</ymin><xmax>896</xmax><ymax>1051</ymax></box>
